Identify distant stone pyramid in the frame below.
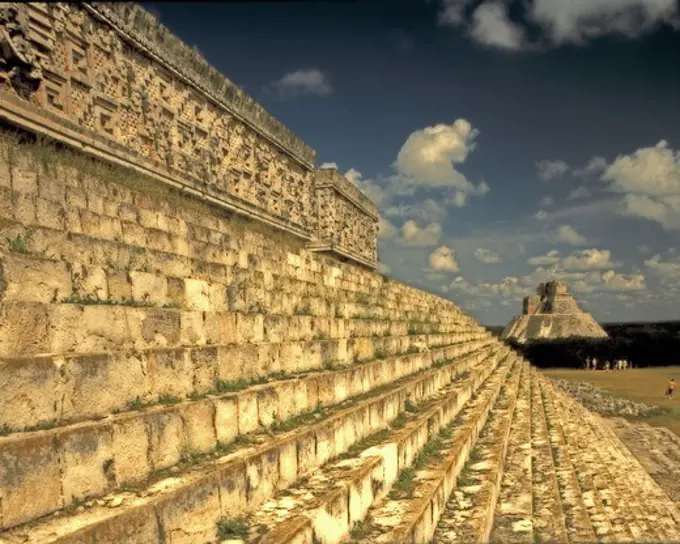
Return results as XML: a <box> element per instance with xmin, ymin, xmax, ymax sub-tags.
<box><xmin>501</xmin><ymin>280</ymin><xmax>608</xmax><ymax>344</ymax></box>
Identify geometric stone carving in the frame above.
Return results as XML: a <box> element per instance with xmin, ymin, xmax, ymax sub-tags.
<box><xmin>311</xmin><ymin>167</ymin><xmax>379</xmax><ymax>269</ymax></box>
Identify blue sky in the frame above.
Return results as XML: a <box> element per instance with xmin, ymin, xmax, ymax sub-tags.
<box><xmin>146</xmin><ymin>0</ymin><xmax>680</xmax><ymax>326</ymax></box>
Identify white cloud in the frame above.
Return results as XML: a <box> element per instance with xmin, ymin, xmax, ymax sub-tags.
<box><xmin>535</xmin><ymin>210</ymin><xmax>549</xmax><ymax>221</ymax></box>
<box><xmin>429</xmin><ymin>246</ymin><xmax>460</xmax><ymax>272</ymax></box>
<box><xmin>597</xmin><ymin>140</ymin><xmax>680</xmax><ymax>230</ymax></box>
<box><xmin>644</xmin><ymin>253</ymin><xmax>680</xmax><ymax>285</ymax></box>
<box><xmin>560</xmin><ymin>248</ymin><xmax>621</xmax><ymax>271</ymax></box>
<box><xmin>536</xmin><ymin>159</ymin><xmax>569</xmax><ymax>181</ymax></box>
<box><xmin>319</xmin><ymin>162</ymin><xmax>337</xmax><ymax>170</ymax></box>
<box><xmin>567</xmin><ymin>186</ymin><xmax>592</xmax><ymax>201</ymax></box>
<box><xmin>574</xmin><ymin>156</ymin><xmax>608</xmax><ymax>178</ymax></box>
<box><xmin>474</xmin><ymin>248</ymin><xmax>502</xmax><ymax>264</ymax></box>
<box><xmin>526</xmin><ymin>248</ymin><xmax>620</xmax><ymax>270</ymax></box>
<box><xmin>378</xmin><ymin>262</ymin><xmax>391</xmax><ymax>275</ymax></box>
<box><xmin>384</xmin><ymin>199</ymin><xmax>448</xmax><ymax>223</ymax></box>
<box><xmin>539</xmin><ymin>196</ymin><xmax>555</xmax><ymax>207</ymax></box>
<box><xmin>438</xmin><ymin>0</ymin><xmax>680</xmax><ymax>50</ymax></box>
<box><xmin>400</xmin><ymin>220</ymin><xmax>442</xmax><ymax>246</ymax></box>
<box><xmin>527</xmin><ymin>249</ymin><xmax>561</xmax><ymax>266</ymax></box>
<box><xmin>468</xmin><ymin>2</ymin><xmax>525</xmax><ymax>50</ymax></box>
<box><xmin>555</xmin><ymin>224</ymin><xmax>588</xmax><ymax>246</ymax></box>
<box><xmin>378</xmin><ymin>216</ymin><xmax>397</xmax><ymax>239</ymax></box>
<box><xmin>263</xmin><ymin>68</ymin><xmax>333</xmax><ymax>100</ymax></box>
<box><xmin>395</xmin><ymin>119</ymin><xmax>489</xmax><ymax>197</ymax></box>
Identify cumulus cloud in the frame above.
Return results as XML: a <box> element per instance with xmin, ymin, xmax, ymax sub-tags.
<box><xmin>574</xmin><ymin>156</ymin><xmax>608</xmax><ymax>179</ymax></box>
<box><xmin>597</xmin><ymin>140</ymin><xmax>680</xmax><ymax>230</ymax></box>
<box><xmin>560</xmin><ymin>248</ymin><xmax>621</xmax><ymax>271</ymax></box>
<box><xmin>429</xmin><ymin>246</ymin><xmax>460</xmax><ymax>272</ymax></box>
<box><xmin>395</xmin><ymin>119</ymin><xmax>489</xmax><ymax>197</ymax></box>
<box><xmin>567</xmin><ymin>186</ymin><xmax>593</xmax><ymax>201</ymax></box>
<box><xmin>378</xmin><ymin>216</ymin><xmax>397</xmax><ymax>239</ymax></box>
<box><xmin>378</xmin><ymin>262</ymin><xmax>391</xmax><ymax>275</ymax></box>
<box><xmin>384</xmin><ymin>199</ymin><xmax>448</xmax><ymax>224</ymax></box>
<box><xmin>555</xmin><ymin>224</ymin><xmax>588</xmax><ymax>246</ymax></box>
<box><xmin>644</xmin><ymin>253</ymin><xmax>680</xmax><ymax>285</ymax></box>
<box><xmin>527</xmin><ymin>248</ymin><xmax>620</xmax><ymax>271</ymax></box>
<box><xmin>539</xmin><ymin>196</ymin><xmax>555</xmax><ymax>207</ymax></box>
<box><xmin>536</xmin><ymin>159</ymin><xmax>569</xmax><ymax>181</ymax></box>
<box><xmin>263</xmin><ymin>68</ymin><xmax>332</xmax><ymax>100</ymax></box>
<box><xmin>438</xmin><ymin>0</ymin><xmax>680</xmax><ymax>50</ymax></box>
<box><xmin>527</xmin><ymin>249</ymin><xmax>561</xmax><ymax>266</ymax></box>
<box><xmin>521</xmin><ymin>266</ymin><xmax>644</xmax><ymax>293</ymax></box>
<box><xmin>535</xmin><ymin>210</ymin><xmax>549</xmax><ymax>221</ymax></box>
<box><xmin>400</xmin><ymin>220</ymin><xmax>442</xmax><ymax>246</ymax></box>
<box><xmin>474</xmin><ymin>248</ymin><xmax>502</xmax><ymax>264</ymax></box>
<box><xmin>319</xmin><ymin>162</ymin><xmax>338</xmax><ymax>170</ymax></box>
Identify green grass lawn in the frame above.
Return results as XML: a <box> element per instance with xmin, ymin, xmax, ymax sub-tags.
<box><xmin>541</xmin><ymin>366</ymin><xmax>680</xmax><ymax>437</ymax></box>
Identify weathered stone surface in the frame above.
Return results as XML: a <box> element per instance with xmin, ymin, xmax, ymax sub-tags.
<box><xmin>501</xmin><ymin>280</ymin><xmax>608</xmax><ymax>344</ymax></box>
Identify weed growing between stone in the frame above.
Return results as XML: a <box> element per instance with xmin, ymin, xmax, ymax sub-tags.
<box><xmin>216</xmin><ymin>518</ymin><xmax>248</xmax><ymax>540</ymax></box>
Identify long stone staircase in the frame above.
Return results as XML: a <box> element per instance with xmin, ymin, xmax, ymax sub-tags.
<box><xmin>0</xmin><ymin>140</ymin><xmax>678</xmax><ymax>544</ymax></box>
<box><xmin>0</xmin><ymin>2</ymin><xmax>679</xmax><ymax>541</ymax></box>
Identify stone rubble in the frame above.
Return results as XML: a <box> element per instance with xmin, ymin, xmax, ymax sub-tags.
<box><xmin>552</xmin><ymin>378</ymin><xmax>658</xmax><ymax>417</ymax></box>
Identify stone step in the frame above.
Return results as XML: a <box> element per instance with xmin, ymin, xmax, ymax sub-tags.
<box><xmin>544</xmin><ymin>379</ymin><xmax>680</xmax><ymax>542</ymax></box>
<box><xmin>430</xmin><ymin>361</ymin><xmax>524</xmax><ymax>543</ymax></box>
<box><xmin>0</xmin><ymin>341</ymin><xmax>497</xmax><ymax>531</ymax></box>
<box><xmin>527</xmin><ymin>369</ymin><xmax>571</xmax><ymax>544</ymax></box>
<box><xmin>0</xmin><ymin>330</ymin><xmax>493</xmax><ymax>431</ymax></box>
<box><xmin>348</xmin><ymin>352</ymin><xmax>522</xmax><ymax>543</ymax></box>
<box><xmin>543</xmin><ymin>379</ymin><xmax>645</xmax><ymax>542</ymax></box>
<box><xmin>0</xmin><ymin>224</ymin><xmax>464</xmax><ymax>323</ymax></box>
<box><xmin>242</xmin><ymin>347</ymin><xmax>511</xmax><ymax>544</ymax></box>
<box><xmin>0</xmin><ymin>342</ymin><xmax>506</xmax><ymax>538</ymax></box>
<box><xmin>608</xmin><ymin>418</ymin><xmax>680</xmax><ymax>505</ymax></box>
<box><xmin>487</xmin><ymin>362</ymin><xmax>533</xmax><ymax>544</ymax></box>
<box><xmin>0</xmin><ymin>298</ymin><xmax>483</xmax><ymax>358</ymax></box>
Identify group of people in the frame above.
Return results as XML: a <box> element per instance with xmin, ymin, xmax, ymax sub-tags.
<box><xmin>584</xmin><ymin>357</ymin><xmax>631</xmax><ymax>371</ymax></box>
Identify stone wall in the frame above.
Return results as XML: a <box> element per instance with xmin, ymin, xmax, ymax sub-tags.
<box><xmin>313</xmin><ymin>168</ymin><xmax>378</xmax><ymax>267</ymax></box>
<box><xmin>0</xmin><ymin>2</ymin><xmax>379</xmax><ymax>267</ymax></box>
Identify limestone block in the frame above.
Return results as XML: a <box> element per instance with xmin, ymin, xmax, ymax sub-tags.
<box><xmin>12</xmin><ymin>191</ymin><xmax>37</xmax><ymax>225</ymax></box>
<box><xmin>138</xmin><ymin>208</ymin><xmax>158</xmax><ymax>229</ymax></box>
<box><xmin>297</xmin><ymin>431</ymin><xmax>317</xmax><ymax>474</ymax></box>
<box><xmin>147</xmin><ymin>348</ymin><xmax>194</xmax><ymax>399</ymax></box>
<box><xmin>184</xmin><ymin>278</ymin><xmax>211</xmax><ymax>311</ymax></box>
<box><xmin>129</xmin><ymin>271</ymin><xmax>168</xmax><ymax>305</ymax></box>
<box><xmin>0</xmin><ymin>301</ymin><xmax>51</xmax><ymax>357</ymax></box>
<box><xmin>237</xmin><ymin>391</ymin><xmax>259</xmax><ymax>434</ymax></box>
<box><xmin>35</xmin><ymin>197</ymin><xmax>65</xmax><ymax>230</ymax></box>
<box><xmin>139</xmin><ymin>307</ymin><xmax>181</xmax><ymax>347</ymax></box>
<box><xmin>179</xmin><ymin>401</ymin><xmax>217</xmax><ymax>454</ymax></box>
<box><xmin>263</xmin><ymin>315</ymin><xmax>288</xmax><ymax>343</ymax></box>
<box><xmin>79</xmin><ymin>305</ymin><xmax>131</xmax><ymax>351</ymax></box>
<box><xmin>189</xmin><ymin>347</ymin><xmax>217</xmax><ymax>391</ymax></box>
<box><xmin>65</xmin><ymin>186</ymin><xmax>87</xmax><ymax>210</ymax></box>
<box><xmin>0</xmin><ymin>186</ymin><xmax>12</xmax><ymax>220</ymax></box>
<box><xmin>236</xmin><ymin>313</ymin><xmax>264</xmax><ymax>343</ymax></box>
<box><xmin>0</xmin><ymin>356</ymin><xmax>62</xmax><ymax>429</ymax></box>
<box><xmin>111</xmin><ymin>415</ymin><xmax>151</xmax><ymax>484</ymax></box>
<box><xmin>73</xmin><ymin>264</ymin><xmax>109</xmax><ymax>301</ymax></box>
<box><xmin>118</xmin><ymin>202</ymin><xmax>138</xmax><ymax>223</ymax></box>
<box><xmin>278</xmin><ymin>441</ymin><xmax>299</xmax><ymax>488</ymax></box>
<box><xmin>256</xmin><ymin>387</ymin><xmax>280</xmax><ymax>428</ymax></box>
<box><xmin>217</xmin><ymin>466</ymin><xmax>248</xmax><ymax>518</ymax></box>
<box><xmin>0</xmin><ymin>434</ymin><xmax>63</xmax><ymax>529</ymax></box>
<box><xmin>209</xmin><ymin>282</ymin><xmax>227</xmax><ymax>311</ymax></box>
<box><xmin>180</xmin><ymin>311</ymin><xmax>206</xmax><ymax>346</ymax></box>
<box><xmin>2</xmin><ymin>254</ymin><xmax>71</xmax><ymax>303</ymax></box>
<box><xmin>121</xmin><ymin>220</ymin><xmax>148</xmax><ymax>247</ymax></box>
<box><xmin>316</xmin><ymin>425</ymin><xmax>334</xmax><ymax>465</ymax></box>
<box><xmin>10</xmin><ymin>154</ymin><xmax>38</xmax><ymax>195</ymax></box>
<box><xmin>59</xmin><ymin>424</ymin><xmax>115</xmax><ymax>502</ymax></box>
<box><xmin>144</xmin><ymin>409</ymin><xmax>185</xmax><ymax>471</ymax></box>
<box><xmin>214</xmin><ymin>397</ymin><xmax>239</xmax><ymax>444</ymax></box>
<box><xmin>157</xmin><ymin>479</ymin><xmax>223</xmax><ymax>543</ymax></box>
<box><xmin>79</xmin><ymin>209</ymin><xmax>102</xmax><ymax>238</ymax></box>
<box><xmin>107</xmin><ymin>270</ymin><xmax>133</xmax><ymax>301</ymax></box>
<box><xmin>279</xmin><ymin>342</ymin><xmax>305</xmax><ymax>373</ymax></box>
<box><xmin>63</xmin><ymin>351</ymin><xmax>150</xmax><ymax>420</ymax></box>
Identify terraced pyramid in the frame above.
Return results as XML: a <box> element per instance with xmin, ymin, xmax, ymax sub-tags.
<box><xmin>0</xmin><ymin>3</ymin><xmax>678</xmax><ymax>543</ymax></box>
<box><xmin>501</xmin><ymin>280</ymin><xmax>609</xmax><ymax>344</ymax></box>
